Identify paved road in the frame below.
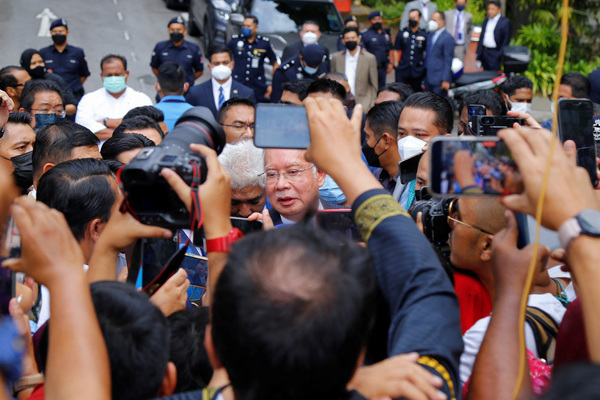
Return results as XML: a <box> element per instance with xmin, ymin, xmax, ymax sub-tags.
<box><xmin>0</xmin><ymin>0</ymin><xmax>208</xmax><ymax>100</ymax></box>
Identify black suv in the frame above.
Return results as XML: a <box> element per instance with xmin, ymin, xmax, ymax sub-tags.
<box><xmin>188</xmin><ymin>0</ymin><xmax>344</xmax><ymax>61</ymax></box>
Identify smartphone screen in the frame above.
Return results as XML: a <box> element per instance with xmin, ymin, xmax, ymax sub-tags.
<box><xmin>179</xmin><ymin>253</ymin><xmax>207</xmax><ymax>303</ymax></box>
<box><xmin>429</xmin><ymin>136</ymin><xmax>523</xmax><ymax>196</ymax></box>
<box><xmin>230</xmin><ymin>217</ymin><xmax>263</xmax><ymax>235</ymax></box>
<box><xmin>316</xmin><ymin>209</ymin><xmax>361</xmax><ymax>241</ymax></box>
<box><xmin>254</xmin><ymin>104</ymin><xmax>310</xmax><ymax>149</ymax></box>
<box><xmin>399</xmin><ymin>152</ymin><xmax>423</xmax><ymax>184</ymax></box>
<box><xmin>558</xmin><ymin>99</ymin><xmax>599</xmax><ymax>187</ymax></box>
<box><xmin>0</xmin><ymin>267</ymin><xmax>14</xmax><ymax>316</ymax></box>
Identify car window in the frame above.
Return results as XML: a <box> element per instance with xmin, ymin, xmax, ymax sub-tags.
<box><xmin>250</xmin><ymin>0</ymin><xmax>342</xmax><ymax>33</ymax></box>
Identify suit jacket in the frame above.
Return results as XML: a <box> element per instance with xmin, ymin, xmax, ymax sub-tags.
<box><xmin>185</xmin><ymin>78</ymin><xmax>255</xmax><ymax>119</ymax></box>
<box><xmin>281</xmin><ymin>41</ymin><xmax>331</xmax><ymax>64</ymax></box>
<box><xmin>425</xmin><ymin>30</ymin><xmax>455</xmax><ymax>85</ymax></box>
<box><xmin>400</xmin><ymin>0</ymin><xmax>438</xmax><ymax>30</ymax></box>
<box><xmin>476</xmin><ymin>16</ymin><xmax>511</xmax><ymax>58</ymax></box>
<box><xmin>330</xmin><ymin>49</ymin><xmax>378</xmax><ymax>111</ymax></box>
<box><xmin>444</xmin><ymin>8</ymin><xmax>473</xmax><ymax>46</ymax></box>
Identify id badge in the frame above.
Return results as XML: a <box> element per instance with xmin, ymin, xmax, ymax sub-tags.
<box><xmin>252</xmin><ymin>57</ymin><xmax>259</xmax><ymax>68</ymax></box>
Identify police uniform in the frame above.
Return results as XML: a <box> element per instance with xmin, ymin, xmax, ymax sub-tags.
<box><xmin>227</xmin><ymin>33</ymin><xmax>277</xmax><ymax>103</ymax></box>
<box><xmin>394</xmin><ymin>27</ymin><xmax>427</xmax><ymax>92</ymax></box>
<box><xmin>269</xmin><ymin>44</ymin><xmax>329</xmax><ymax>103</ymax></box>
<box><xmin>361</xmin><ymin>26</ymin><xmax>392</xmax><ymax>90</ymax></box>
<box><xmin>150</xmin><ymin>16</ymin><xmax>204</xmax><ymax>87</ymax></box>
<box><xmin>39</xmin><ymin>19</ymin><xmax>90</xmax><ymax>101</ymax></box>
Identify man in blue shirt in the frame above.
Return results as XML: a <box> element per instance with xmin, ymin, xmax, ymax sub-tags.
<box><xmin>151</xmin><ymin>16</ymin><xmax>204</xmax><ymax>88</ymax></box>
<box><xmin>154</xmin><ymin>62</ymin><xmax>194</xmax><ymax>132</ymax></box>
<box><xmin>39</xmin><ymin>18</ymin><xmax>91</xmax><ymax>102</ymax></box>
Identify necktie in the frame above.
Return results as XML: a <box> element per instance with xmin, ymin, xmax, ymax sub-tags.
<box><xmin>218</xmin><ymin>86</ymin><xmax>225</xmax><ymax>109</ymax></box>
<box><xmin>455</xmin><ymin>12</ymin><xmax>462</xmax><ymax>41</ymax></box>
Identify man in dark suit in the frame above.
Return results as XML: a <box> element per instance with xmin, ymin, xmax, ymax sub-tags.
<box><xmin>424</xmin><ymin>12</ymin><xmax>455</xmax><ymax>97</ymax></box>
<box><xmin>476</xmin><ymin>1</ymin><xmax>511</xmax><ymax>71</ymax></box>
<box><xmin>185</xmin><ymin>47</ymin><xmax>255</xmax><ymax>119</ymax></box>
<box><xmin>281</xmin><ymin>21</ymin><xmax>330</xmax><ymax>63</ymax></box>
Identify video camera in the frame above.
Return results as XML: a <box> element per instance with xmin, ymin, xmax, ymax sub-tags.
<box><xmin>409</xmin><ymin>196</ymin><xmax>453</xmax><ymax>261</ymax></box>
<box><xmin>119</xmin><ymin>107</ymin><xmax>226</xmax><ymax>229</ymax></box>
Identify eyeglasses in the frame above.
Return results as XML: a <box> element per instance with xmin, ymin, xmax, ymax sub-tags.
<box><xmin>447</xmin><ymin>199</ymin><xmax>493</xmax><ymax>235</ymax></box>
<box><xmin>261</xmin><ymin>166</ymin><xmax>314</xmax><ymax>184</ymax></box>
<box><xmin>31</xmin><ymin>109</ymin><xmax>67</xmax><ymax>118</ymax></box>
<box><xmin>219</xmin><ymin>123</ymin><xmax>255</xmax><ymax>133</ymax></box>
<box><xmin>10</xmin><ymin>83</ymin><xmax>26</xmax><ymax>88</ymax></box>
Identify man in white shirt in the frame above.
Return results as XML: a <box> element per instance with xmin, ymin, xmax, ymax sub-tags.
<box><xmin>75</xmin><ymin>54</ymin><xmax>152</xmax><ymax>142</ymax></box>
<box><xmin>475</xmin><ymin>1</ymin><xmax>511</xmax><ymax>71</ymax></box>
<box><xmin>185</xmin><ymin>47</ymin><xmax>255</xmax><ymax>120</ymax></box>
<box><xmin>330</xmin><ymin>27</ymin><xmax>378</xmax><ymax>111</ymax></box>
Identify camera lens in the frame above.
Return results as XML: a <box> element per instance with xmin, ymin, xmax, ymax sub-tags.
<box><xmin>481</xmin><ymin>116</ymin><xmax>494</xmax><ymax>125</ymax></box>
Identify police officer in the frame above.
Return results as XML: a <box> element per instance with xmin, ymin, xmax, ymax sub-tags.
<box><xmin>39</xmin><ymin>18</ymin><xmax>91</xmax><ymax>102</ymax></box>
<box><xmin>361</xmin><ymin>11</ymin><xmax>393</xmax><ymax>90</ymax></box>
<box><xmin>150</xmin><ymin>16</ymin><xmax>204</xmax><ymax>88</ymax></box>
<box><xmin>394</xmin><ymin>9</ymin><xmax>427</xmax><ymax>92</ymax></box>
<box><xmin>270</xmin><ymin>44</ymin><xmax>329</xmax><ymax>103</ymax></box>
<box><xmin>227</xmin><ymin>15</ymin><xmax>278</xmax><ymax>103</ymax></box>
<box><xmin>337</xmin><ymin>16</ymin><xmax>359</xmax><ymax>51</ymax></box>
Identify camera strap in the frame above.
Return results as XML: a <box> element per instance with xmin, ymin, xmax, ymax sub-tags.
<box><xmin>189</xmin><ymin>160</ymin><xmax>204</xmax><ymax>231</ymax></box>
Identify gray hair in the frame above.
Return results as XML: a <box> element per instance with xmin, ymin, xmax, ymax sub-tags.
<box><xmin>218</xmin><ymin>140</ymin><xmax>266</xmax><ymax>190</ymax></box>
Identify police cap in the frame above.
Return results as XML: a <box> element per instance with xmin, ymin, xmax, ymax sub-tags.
<box><xmin>300</xmin><ymin>44</ymin><xmax>326</xmax><ymax>66</ymax></box>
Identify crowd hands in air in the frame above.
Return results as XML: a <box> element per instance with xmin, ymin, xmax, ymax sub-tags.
<box><xmin>2</xmin><ymin>5</ymin><xmax>600</xmax><ymax>400</ymax></box>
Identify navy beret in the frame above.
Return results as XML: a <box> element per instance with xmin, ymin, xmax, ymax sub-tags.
<box><xmin>368</xmin><ymin>11</ymin><xmax>382</xmax><ymax>19</ymax></box>
<box><xmin>300</xmin><ymin>44</ymin><xmax>327</xmax><ymax>66</ymax></box>
<box><xmin>168</xmin><ymin>16</ymin><xmax>186</xmax><ymax>27</ymax></box>
<box><xmin>50</xmin><ymin>18</ymin><xmax>67</xmax><ymax>30</ymax></box>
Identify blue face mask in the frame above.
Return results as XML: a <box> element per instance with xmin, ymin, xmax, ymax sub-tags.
<box><xmin>103</xmin><ymin>76</ymin><xmax>127</xmax><ymax>93</ymax></box>
<box><xmin>456</xmin><ymin>4</ymin><xmax>466</xmax><ymax>11</ymax></box>
<box><xmin>303</xmin><ymin>65</ymin><xmax>319</xmax><ymax>75</ymax></box>
<box><xmin>241</xmin><ymin>27</ymin><xmax>252</xmax><ymax>37</ymax></box>
<box><xmin>34</xmin><ymin>113</ymin><xmax>64</xmax><ymax>130</ymax></box>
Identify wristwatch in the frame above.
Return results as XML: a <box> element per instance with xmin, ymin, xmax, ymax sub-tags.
<box><xmin>103</xmin><ymin>118</ymin><xmax>108</xmax><ymax>127</ymax></box>
<box><xmin>558</xmin><ymin>209</ymin><xmax>600</xmax><ymax>249</ymax></box>
<box><xmin>205</xmin><ymin>228</ymin><xmax>243</xmax><ymax>253</ymax></box>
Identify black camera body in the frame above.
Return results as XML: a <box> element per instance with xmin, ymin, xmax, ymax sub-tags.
<box><xmin>471</xmin><ymin>115</ymin><xmax>525</xmax><ymax>136</ymax></box>
<box><xmin>119</xmin><ymin>107</ymin><xmax>226</xmax><ymax>229</ymax></box>
<box><xmin>409</xmin><ymin>197</ymin><xmax>453</xmax><ymax>260</ymax></box>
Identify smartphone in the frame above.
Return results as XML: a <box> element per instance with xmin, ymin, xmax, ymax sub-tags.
<box><xmin>254</xmin><ymin>104</ymin><xmax>310</xmax><ymax>149</ymax></box>
<box><xmin>179</xmin><ymin>253</ymin><xmax>208</xmax><ymax>303</ymax></box>
<box><xmin>399</xmin><ymin>152</ymin><xmax>424</xmax><ymax>184</ymax></box>
<box><xmin>467</xmin><ymin>104</ymin><xmax>486</xmax><ymax>135</ymax></box>
<box><xmin>471</xmin><ymin>116</ymin><xmax>525</xmax><ymax>136</ymax></box>
<box><xmin>429</xmin><ymin>136</ymin><xmax>523</xmax><ymax>196</ymax></box>
<box><xmin>557</xmin><ymin>99</ymin><xmax>599</xmax><ymax>187</ymax></box>
<box><xmin>0</xmin><ymin>267</ymin><xmax>14</xmax><ymax>316</ymax></box>
<box><xmin>316</xmin><ymin>209</ymin><xmax>361</xmax><ymax>241</ymax></box>
<box><xmin>230</xmin><ymin>217</ymin><xmax>263</xmax><ymax>235</ymax></box>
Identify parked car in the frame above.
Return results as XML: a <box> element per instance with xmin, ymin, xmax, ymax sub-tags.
<box><xmin>164</xmin><ymin>0</ymin><xmax>189</xmax><ymax>11</ymax></box>
<box><xmin>188</xmin><ymin>0</ymin><xmax>344</xmax><ymax>63</ymax></box>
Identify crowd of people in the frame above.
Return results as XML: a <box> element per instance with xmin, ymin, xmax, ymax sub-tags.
<box><xmin>1</xmin><ymin>3</ymin><xmax>600</xmax><ymax>400</ymax></box>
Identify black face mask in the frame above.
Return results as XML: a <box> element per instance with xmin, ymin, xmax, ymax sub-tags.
<box><xmin>10</xmin><ymin>152</ymin><xmax>33</xmax><ymax>190</ymax></box>
<box><xmin>345</xmin><ymin>41</ymin><xmax>358</xmax><ymax>51</ymax></box>
<box><xmin>52</xmin><ymin>34</ymin><xmax>67</xmax><ymax>45</ymax></box>
<box><xmin>372</xmin><ymin>22</ymin><xmax>383</xmax><ymax>31</ymax></box>
<box><xmin>409</xmin><ymin>19</ymin><xmax>419</xmax><ymax>28</ymax></box>
<box><xmin>170</xmin><ymin>32</ymin><xmax>184</xmax><ymax>43</ymax></box>
<box><xmin>361</xmin><ymin>137</ymin><xmax>385</xmax><ymax>168</ymax></box>
<box><xmin>30</xmin><ymin>66</ymin><xmax>46</xmax><ymax>79</ymax></box>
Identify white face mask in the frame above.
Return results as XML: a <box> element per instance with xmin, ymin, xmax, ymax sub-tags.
<box><xmin>302</xmin><ymin>31</ymin><xmax>318</xmax><ymax>45</ymax></box>
<box><xmin>211</xmin><ymin>64</ymin><xmax>232</xmax><ymax>81</ymax></box>
<box><xmin>550</xmin><ymin>101</ymin><xmax>556</xmax><ymax>115</ymax></box>
<box><xmin>509</xmin><ymin>100</ymin><xmax>532</xmax><ymax>114</ymax></box>
<box><xmin>397</xmin><ymin>136</ymin><xmax>427</xmax><ymax>160</ymax></box>
<box><xmin>428</xmin><ymin>20</ymin><xmax>439</xmax><ymax>32</ymax></box>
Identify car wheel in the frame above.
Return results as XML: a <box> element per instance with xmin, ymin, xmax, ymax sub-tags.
<box><xmin>188</xmin><ymin>12</ymin><xmax>201</xmax><ymax>37</ymax></box>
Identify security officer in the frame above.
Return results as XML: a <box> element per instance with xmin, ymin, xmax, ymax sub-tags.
<box><xmin>361</xmin><ymin>11</ymin><xmax>392</xmax><ymax>90</ymax></box>
<box><xmin>39</xmin><ymin>18</ymin><xmax>91</xmax><ymax>102</ymax></box>
<box><xmin>270</xmin><ymin>44</ymin><xmax>328</xmax><ymax>103</ymax></box>
<box><xmin>394</xmin><ymin>8</ymin><xmax>427</xmax><ymax>92</ymax></box>
<box><xmin>337</xmin><ymin>16</ymin><xmax>359</xmax><ymax>51</ymax></box>
<box><xmin>150</xmin><ymin>16</ymin><xmax>204</xmax><ymax>88</ymax></box>
<box><xmin>227</xmin><ymin>15</ymin><xmax>278</xmax><ymax>103</ymax></box>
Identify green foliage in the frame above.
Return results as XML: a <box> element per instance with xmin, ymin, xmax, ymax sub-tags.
<box><xmin>513</xmin><ymin>23</ymin><xmax>560</xmax><ymax>53</ymax></box>
<box><xmin>436</xmin><ymin>0</ymin><xmax>487</xmax><ymax>25</ymax></box>
<box><xmin>360</xmin><ymin>0</ymin><xmax>404</xmax><ymax>21</ymax></box>
<box><xmin>523</xmin><ymin>49</ymin><xmax>558</xmax><ymax>97</ymax></box>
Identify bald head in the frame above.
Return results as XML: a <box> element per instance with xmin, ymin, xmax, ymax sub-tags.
<box><xmin>460</xmin><ymin>197</ymin><xmax>507</xmax><ymax>235</ymax></box>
